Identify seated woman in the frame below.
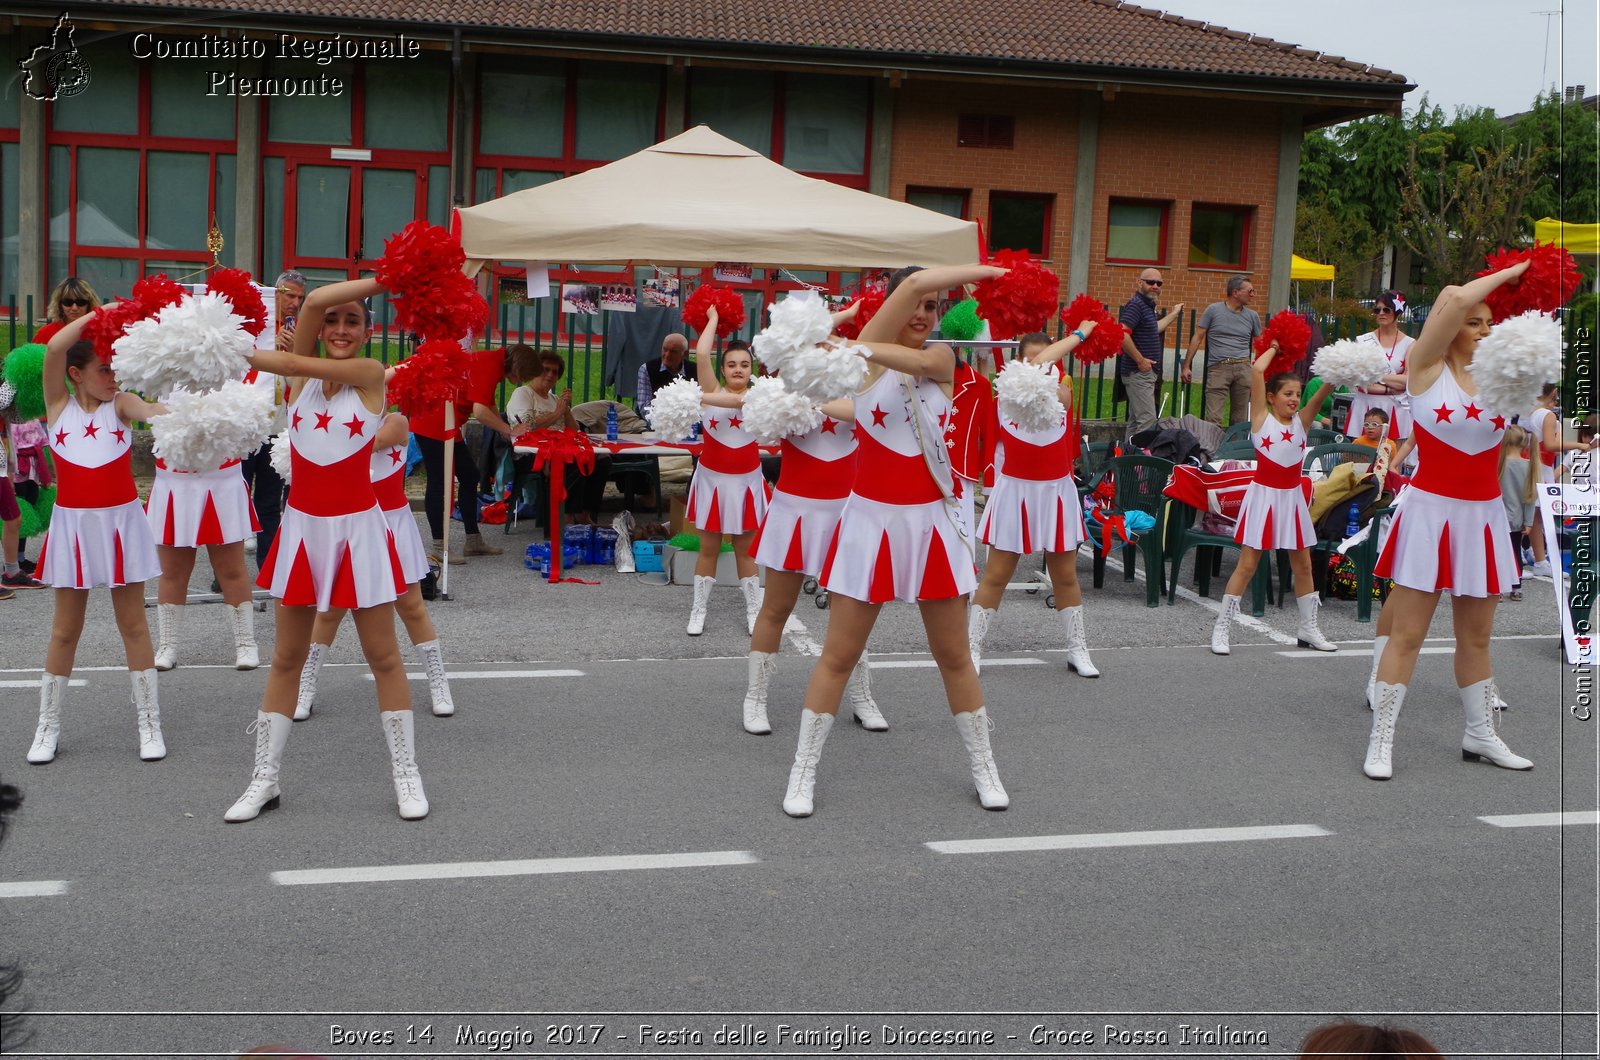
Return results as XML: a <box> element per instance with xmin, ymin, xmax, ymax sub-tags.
<box><xmin>505</xmin><ymin>350</ymin><xmax>610</xmax><ymax>525</ymax></box>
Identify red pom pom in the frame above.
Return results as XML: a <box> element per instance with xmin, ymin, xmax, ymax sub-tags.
<box><xmin>973</xmin><ymin>250</ymin><xmax>1060</xmax><ymax>341</ymax></box>
<box><xmin>833</xmin><ymin>288</ymin><xmax>886</xmax><ymax>340</ymax></box>
<box><xmin>683</xmin><ymin>285</ymin><xmax>746</xmax><ymax>338</ymax></box>
<box><xmin>1479</xmin><ymin>242</ymin><xmax>1582</xmax><ymax>322</ymax></box>
<box><xmin>1254</xmin><ymin>310</ymin><xmax>1312</xmax><ymax>376</ymax></box>
<box><xmin>131</xmin><ymin>274</ymin><xmax>186</xmax><ymax>317</ymax></box>
<box><xmin>204</xmin><ymin>268</ymin><xmax>268</xmax><ymax>337</ymax></box>
<box><xmin>386</xmin><ymin>338</ymin><xmax>469</xmax><ymax>418</ymax></box>
<box><xmin>79</xmin><ymin>275</ymin><xmax>187</xmax><ymax>363</ymax></box>
<box><xmin>1058</xmin><ymin>293</ymin><xmax>1126</xmax><ymax>365</ymax></box>
<box><xmin>375</xmin><ymin>221</ymin><xmax>485</xmax><ymax>342</ymax></box>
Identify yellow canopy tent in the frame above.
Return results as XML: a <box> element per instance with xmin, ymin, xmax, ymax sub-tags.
<box><xmin>1535</xmin><ymin>217</ymin><xmax>1600</xmax><ymax>255</ymax></box>
<box><xmin>1291</xmin><ymin>254</ymin><xmax>1337</xmax><ymax>281</ymax></box>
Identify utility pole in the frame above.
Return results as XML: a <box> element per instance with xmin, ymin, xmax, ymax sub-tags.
<box><xmin>1535</xmin><ymin>9</ymin><xmax>1560</xmax><ymax>99</ymax></box>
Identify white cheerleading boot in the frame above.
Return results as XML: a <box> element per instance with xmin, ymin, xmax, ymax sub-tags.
<box><xmin>382</xmin><ymin>710</ymin><xmax>430</xmax><ymax>819</ymax></box>
<box><xmin>739</xmin><ymin>575</ymin><xmax>764</xmax><ymax>635</ymax></box>
<box><xmin>27</xmin><ymin>673</ymin><xmax>67</xmax><ymax>764</ymax></box>
<box><xmin>229</xmin><ymin>602</ymin><xmax>259</xmax><ymax>670</ymax></box>
<box><xmin>782</xmin><ymin>709</ymin><xmax>834</xmax><ymax>818</ymax></box>
<box><xmin>1366</xmin><ymin>635</ymin><xmax>1388</xmax><ymax>710</ymax></box>
<box><xmin>225</xmin><ymin>711</ymin><xmax>292</xmax><ymax>822</ymax></box>
<box><xmin>153</xmin><ymin>602</ymin><xmax>180</xmax><ymax>671</ymax></box>
<box><xmin>967</xmin><ymin>604</ymin><xmax>996</xmax><ymax>674</ymax></box>
<box><xmin>1295</xmin><ymin>593</ymin><xmax>1338</xmax><ymax>652</ymax></box>
<box><xmin>953</xmin><ymin>706</ymin><xmax>1009</xmax><ymax>810</ymax></box>
<box><xmin>1460</xmin><ymin>678</ymin><xmax>1533</xmax><ymax>771</ymax></box>
<box><xmin>294</xmin><ymin>642</ymin><xmax>326</xmax><ymax>721</ymax></box>
<box><xmin>1363</xmin><ymin>681</ymin><xmax>1405</xmax><ymax>780</ymax></box>
<box><xmin>131</xmin><ymin>668</ymin><xmax>166</xmax><ymax>761</ymax></box>
<box><xmin>1211</xmin><ymin>595</ymin><xmax>1240</xmax><ymax>655</ymax></box>
<box><xmin>416</xmin><ymin>639</ymin><xmax>455</xmax><ymax>717</ymax></box>
<box><xmin>847</xmin><ymin>651</ymin><xmax>888</xmax><ymax>731</ymax></box>
<box><xmin>685</xmin><ymin>575</ymin><xmax>715</xmax><ymax>636</ymax></box>
<box><xmin>742</xmin><ymin>650</ymin><xmax>776</xmax><ymax>734</ymax></box>
<box><xmin>1060</xmin><ymin>605</ymin><xmax>1100</xmax><ymax>678</ymax></box>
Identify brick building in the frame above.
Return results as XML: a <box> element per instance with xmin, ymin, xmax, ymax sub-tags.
<box><xmin>2</xmin><ymin>0</ymin><xmax>1410</xmax><ymax>323</ymax></box>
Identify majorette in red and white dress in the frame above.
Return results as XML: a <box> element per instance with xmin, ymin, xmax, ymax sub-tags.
<box><xmin>1527</xmin><ymin>405</ymin><xmax>1558</xmax><ymax>484</ymax></box>
<box><xmin>256</xmin><ymin>382</ymin><xmax>406</xmax><ymax>610</ymax></box>
<box><xmin>749</xmin><ymin>413</ymin><xmax>858</xmax><ymax>576</ymax></box>
<box><xmin>145</xmin><ymin>390</ymin><xmax>259</xmax><ymax>549</ymax></box>
<box><xmin>1234</xmin><ymin>412</ymin><xmax>1314</xmax><ymax>550</ymax></box>
<box><xmin>36</xmin><ymin>398</ymin><xmax>161</xmax><ymax>589</ymax></box>
<box><xmin>820</xmin><ymin>369</ymin><xmax>977</xmax><ymax>603</ymax></box>
<box><xmin>685</xmin><ymin>402</ymin><xmax>770</xmax><ymax>535</ymax></box>
<box><xmin>979</xmin><ymin>362</ymin><xmax>1086</xmax><ymax>555</ymax></box>
<box><xmin>1374</xmin><ymin>365</ymin><xmax>1514</xmax><ymax>597</ymax></box>
<box><xmin>372</xmin><ymin>439</ymin><xmax>430</xmax><ymax>584</ymax></box>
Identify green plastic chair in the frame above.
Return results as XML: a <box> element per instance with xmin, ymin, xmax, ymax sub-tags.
<box><xmin>1088</xmin><ymin>454</ymin><xmax>1173</xmax><ymax>607</ymax></box>
<box><xmin>1308</xmin><ymin>427</ymin><xmax>1343</xmax><ymax>447</ymax></box>
<box><xmin>1219</xmin><ymin>421</ymin><xmax>1253</xmax><ymax>445</ymax></box>
<box><xmin>1076</xmin><ymin>440</ymin><xmax>1117</xmax><ymax>482</ymax></box>
<box><xmin>1302</xmin><ymin>442</ymin><xmax>1377</xmax><ymax>480</ymax></box>
<box><xmin>1210</xmin><ymin>439</ymin><xmax>1260</xmax><ymax>462</ymax></box>
<box><xmin>1165</xmin><ymin>502</ymin><xmax>1274</xmax><ymax>615</ymax></box>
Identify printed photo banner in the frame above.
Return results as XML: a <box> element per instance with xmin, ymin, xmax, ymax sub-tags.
<box><xmin>1539</xmin><ymin>482</ymin><xmax>1598</xmax><ymax>667</ymax></box>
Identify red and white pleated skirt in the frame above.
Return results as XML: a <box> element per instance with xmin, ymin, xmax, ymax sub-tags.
<box><xmin>381</xmin><ymin>504</ymin><xmax>431</xmax><ymax>585</ymax></box>
<box><xmin>820</xmin><ymin>494</ymin><xmax>977</xmax><ymax>604</ymax></box>
<box><xmin>256</xmin><ymin>504</ymin><xmax>406</xmax><ymax>611</ymax></box>
<box><xmin>146</xmin><ymin>466</ymin><xmax>259</xmax><ymax>548</ymax></box>
<box><xmin>750</xmin><ymin>489</ymin><xmax>846</xmax><ymax>576</ymax></box>
<box><xmin>1374</xmin><ymin>487</ymin><xmax>1514</xmax><ymax>598</ymax></box>
<box><xmin>686</xmin><ymin>465</ymin><xmax>769</xmax><ymax>536</ymax></box>
<box><xmin>979</xmin><ymin>475</ymin><xmax>1086</xmax><ymax>555</ymax></box>
<box><xmin>37</xmin><ymin>500</ymin><xmax>162</xmax><ymax>589</ymax></box>
<box><xmin>1233</xmin><ymin>482</ymin><xmax>1315</xmax><ymax>551</ymax></box>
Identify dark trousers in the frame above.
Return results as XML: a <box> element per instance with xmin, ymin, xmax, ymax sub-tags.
<box><xmin>15</xmin><ymin>479</ymin><xmax>38</xmax><ymax>556</ymax></box>
<box><xmin>240</xmin><ymin>438</ymin><xmax>285</xmax><ymax>564</ymax></box>
<box><xmin>1510</xmin><ymin>531</ymin><xmax>1524</xmax><ymax>585</ymax></box>
<box><xmin>416</xmin><ymin>434</ymin><xmax>481</xmax><ymax>539</ymax></box>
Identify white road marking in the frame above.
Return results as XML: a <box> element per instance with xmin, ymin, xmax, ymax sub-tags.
<box><xmin>873</xmin><ymin>657</ymin><xmax>1044</xmax><ymax>669</ymax></box>
<box><xmin>1479</xmin><ymin>811</ymin><xmax>1600</xmax><ymax>828</ymax></box>
<box><xmin>272</xmin><ymin>849</ymin><xmax>760</xmax><ymax>887</ymax></box>
<box><xmin>0</xmin><ymin>880</ymin><xmax>69</xmax><ymax>898</ymax></box>
<box><xmin>0</xmin><ymin>679</ymin><xmax>86</xmax><ymax>688</ymax></box>
<box><xmin>1276</xmin><ymin>646</ymin><xmax>1457</xmax><ymax>659</ymax></box>
<box><xmin>926</xmin><ymin>824</ymin><xmax>1332</xmax><ymax>855</ymax></box>
<box><xmin>360</xmin><ymin>669</ymin><xmax>585</xmax><ymax>681</ymax></box>
<box><xmin>1115</xmin><ymin>552</ymin><xmax>1299</xmax><ymax>646</ymax></box>
<box><xmin>782</xmin><ymin>614</ymin><xmax>822</xmax><ymax>657</ymax></box>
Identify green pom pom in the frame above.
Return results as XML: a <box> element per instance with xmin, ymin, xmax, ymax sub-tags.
<box><xmin>35</xmin><ymin>483</ymin><xmax>55</xmax><ymax>525</ymax></box>
<box><xmin>939</xmin><ymin>299</ymin><xmax>985</xmax><ymax>342</ymax></box>
<box><xmin>3</xmin><ymin>343</ymin><xmax>49</xmax><ymax>422</ymax></box>
<box><xmin>668</xmin><ymin>531</ymin><xmax>701</xmax><ymax>551</ymax></box>
<box><xmin>16</xmin><ymin>486</ymin><xmax>55</xmax><ymax>538</ymax></box>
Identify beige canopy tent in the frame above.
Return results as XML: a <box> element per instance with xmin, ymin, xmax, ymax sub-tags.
<box><xmin>456</xmin><ymin>126</ymin><xmax>980</xmax><ymax>271</ymax></box>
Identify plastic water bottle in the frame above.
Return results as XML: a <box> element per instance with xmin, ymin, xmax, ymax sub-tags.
<box><xmin>1346</xmin><ymin>501</ymin><xmax>1362</xmax><ymax>537</ymax></box>
<box><xmin>605</xmin><ymin>402</ymin><xmax>619</xmax><ymax>442</ymax></box>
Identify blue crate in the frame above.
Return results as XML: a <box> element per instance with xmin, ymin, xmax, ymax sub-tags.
<box><xmin>633</xmin><ymin>539</ymin><xmax>666</xmax><ymax>573</ymax></box>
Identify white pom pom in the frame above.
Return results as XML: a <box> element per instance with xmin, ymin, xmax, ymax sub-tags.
<box><xmin>739</xmin><ymin>375</ymin><xmax>823</xmax><ymax>444</ymax></box>
<box><xmin>776</xmin><ymin>342</ymin><xmax>869</xmax><ymax>404</ymax></box>
<box><xmin>151</xmin><ymin>381</ymin><xmax>274</xmax><ymax>471</ymax></box>
<box><xmin>1471</xmin><ymin>311</ymin><xmax>1564</xmax><ymax>417</ymax></box>
<box><xmin>646</xmin><ymin>376</ymin><xmax>704</xmax><ymax>440</ymax></box>
<box><xmin>112</xmin><ymin>292</ymin><xmax>254</xmax><ymax>397</ymax></box>
<box><xmin>753</xmin><ymin>289</ymin><xmax>834</xmax><ymax>371</ymax></box>
<box><xmin>995</xmin><ymin>360</ymin><xmax>1065</xmax><ymax>433</ymax></box>
<box><xmin>1310</xmin><ymin>339</ymin><xmax>1390</xmax><ymax>391</ymax></box>
<box><xmin>269</xmin><ymin>432</ymin><xmax>293</xmax><ymax>485</ymax></box>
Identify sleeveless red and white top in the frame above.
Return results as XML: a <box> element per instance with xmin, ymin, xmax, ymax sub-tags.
<box><xmin>776</xmin><ymin>415</ymin><xmax>857</xmax><ymax>500</ymax></box>
<box><xmin>698</xmin><ymin>403</ymin><xmax>761</xmax><ymax>475</ymax></box>
<box><xmin>371</xmin><ymin>442</ymin><xmax>409</xmax><ymax>513</ymax></box>
<box><xmin>285</xmin><ymin>383</ymin><xmax>382</xmax><ymax>517</ymax></box>
<box><xmin>1408</xmin><ymin>366</ymin><xmax>1505</xmax><ymax>502</ymax></box>
<box><xmin>1251</xmin><ymin>413</ymin><xmax>1306</xmax><ymax>489</ymax></box>
<box><xmin>48</xmin><ymin>399</ymin><xmax>136</xmax><ymax>508</ymax></box>
<box><xmin>851</xmin><ymin>370</ymin><xmax>951</xmax><ymax>506</ymax></box>
<box><xmin>994</xmin><ymin>363</ymin><xmax>1074</xmax><ymax>481</ymax></box>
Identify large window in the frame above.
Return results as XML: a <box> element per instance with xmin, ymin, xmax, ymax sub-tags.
<box><xmin>688</xmin><ymin>68</ymin><xmax>774</xmax><ymax>156</ymax></box>
<box><xmin>989</xmin><ymin>193</ymin><xmax>1053</xmax><ymax>257</ymax></box>
<box><xmin>684</xmin><ymin>68</ymin><xmax>871</xmax><ymax>184</ymax></box>
<box><xmin>906</xmin><ymin>187</ymin><xmax>969</xmax><ymax>219</ymax></box>
<box><xmin>1106</xmin><ymin>199</ymin><xmax>1169</xmax><ymax>265</ymax></box>
<box><xmin>1188</xmin><ymin>204</ymin><xmax>1252</xmax><ymax>269</ymax></box>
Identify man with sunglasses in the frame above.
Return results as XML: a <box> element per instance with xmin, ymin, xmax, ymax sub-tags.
<box><xmin>1182</xmin><ymin>274</ymin><xmax>1263</xmax><ymax>427</ymax></box>
<box><xmin>1117</xmin><ymin>269</ymin><xmax>1184</xmax><ymax>433</ymax></box>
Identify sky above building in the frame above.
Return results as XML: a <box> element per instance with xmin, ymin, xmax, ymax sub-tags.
<box><xmin>1164</xmin><ymin>0</ymin><xmax>1597</xmax><ymax>117</ymax></box>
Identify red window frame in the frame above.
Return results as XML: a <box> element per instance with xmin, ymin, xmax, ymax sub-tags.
<box><xmin>44</xmin><ymin>63</ymin><xmax>234</xmax><ymax>289</ymax></box>
<box><xmin>1</xmin><ymin>86</ymin><xmax>19</xmax><ymax>316</ymax></box>
<box><xmin>1105</xmin><ymin>197</ymin><xmax>1170</xmax><ymax>266</ymax></box>
<box><xmin>988</xmin><ymin>191</ymin><xmax>1054</xmax><ymax>258</ymax></box>
<box><xmin>905</xmin><ymin>186</ymin><xmax>970</xmax><ymax>219</ymax></box>
<box><xmin>1187</xmin><ymin>203</ymin><xmax>1253</xmax><ymax>270</ymax></box>
<box><xmin>264</xmin><ymin>61</ymin><xmax>453</xmax><ymax>281</ymax></box>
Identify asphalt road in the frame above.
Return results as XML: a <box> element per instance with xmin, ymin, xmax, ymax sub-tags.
<box><xmin>0</xmin><ymin>511</ymin><xmax>1594</xmax><ymax>1059</ymax></box>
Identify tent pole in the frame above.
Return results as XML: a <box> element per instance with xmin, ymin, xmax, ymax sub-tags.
<box><xmin>441</xmin><ymin>402</ymin><xmax>455</xmax><ymax>600</ymax></box>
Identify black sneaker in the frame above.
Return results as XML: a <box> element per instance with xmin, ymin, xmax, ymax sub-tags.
<box><xmin>0</xmin><ymin>570</ymin><xmax>46</xmax><ymax>589</ymax></box>
<box><xmin>18</xmin><ymin>557</ymin><xmax>35</xmax><ymax>575</ymax></box>
<box><xmin>0</xmin><ymin>585</ymin><xmax>13</xmax><ymax>601</ymax></box>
